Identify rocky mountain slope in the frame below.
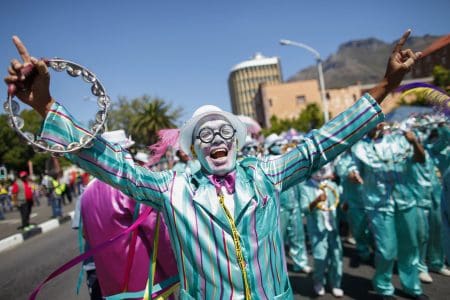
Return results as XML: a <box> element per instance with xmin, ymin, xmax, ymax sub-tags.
<box><xmin>288</xmin><ymin>34</ymin><xmax>441</xmax><ymax>88</ymax></box>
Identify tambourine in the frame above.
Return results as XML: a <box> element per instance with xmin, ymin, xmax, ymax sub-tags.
<box><xmin>316</xmin><ymin>182</ymin><xmax>340</xmax><ymax>211</ymax></box>
<box><xmin>4</xmin><ymin>58</ymin><xmax>110</xmax><ymax>155</ymax></box>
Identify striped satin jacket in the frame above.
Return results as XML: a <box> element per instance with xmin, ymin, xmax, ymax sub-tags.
<box><xmin>40</xmin><ymin>93</ymin><xmax>383</xmax><ymax>299</ymax></box>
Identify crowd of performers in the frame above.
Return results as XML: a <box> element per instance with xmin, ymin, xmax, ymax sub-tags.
<box><xmin>5</xmin><ymin>32</ymin><xmax>450</xmax><ymax>300</ymax></box>
<box><xmin>240</xmin><ymin>113</ymin><xmax>450</xmax><ymax>299</ymax></box>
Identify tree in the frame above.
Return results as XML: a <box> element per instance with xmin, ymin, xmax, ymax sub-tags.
<box><xmin>294</xmin><ymin>103</ymin><xmax>324</xmax><ymax>132</ymax></box>
<box><xmin>432</xmin><ymin>65</ymin><xmax>450</xmax><ymax>93</ymax></box>
<box><xmin>261</xmin><ymin>103</ymin><xmax>324</xmax><ymax>136</ymax></box>
<box><xmin>107</xmin><ymin>95</ymin><xmax>182</xmax><ymax>147</ymax></box>
<box><xmin>0</xmin><ymin>110</ymin><xmax>51</xmax><ymax>175</ymax></box>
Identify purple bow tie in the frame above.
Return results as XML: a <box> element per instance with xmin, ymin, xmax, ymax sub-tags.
<box><xmin>208</xmin><ymin>172</ymin><xmax>236</xmax><ymax>194</ymax></box>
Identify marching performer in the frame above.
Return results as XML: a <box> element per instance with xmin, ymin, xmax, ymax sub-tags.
<box><xmin>335</xmin><ymin>150</ymin><xmax>373</xmax><ymax>267</ymax></box>
<box><xmin>348</xmin><ymin>124</ymin><xmax>427</xmax><ymax>300</ymax></box>
<box><xmin>300</xmin><ymin>165</ymin><xmax>343</xmax><ymax>297</ymax></box>
<box><xmin>265</xmin><ymin>134</ymin><xmax>312</xmax><ymax>274</ymax></box>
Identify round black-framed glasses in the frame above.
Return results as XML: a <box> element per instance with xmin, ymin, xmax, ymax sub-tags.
<box><xmin>196</xmin><ymin>124</ymin><xmax>236</xmax><ymax>143</ymax></box>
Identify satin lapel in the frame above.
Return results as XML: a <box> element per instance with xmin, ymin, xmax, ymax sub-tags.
<box><xmin>233</xmin><ymin>165</ymin><xmax>255</xmax><ymax>226</ymax></box>
<box><xmin>191</xmin><ymin>174</ymin><xmax>231</xmax><ymax>230</ymax></box>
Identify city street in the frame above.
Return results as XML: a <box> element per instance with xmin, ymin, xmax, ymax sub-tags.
<box><xmin>0</xmin><ymin>198</ymin><xmax>77</xmax><ymax>241</ymax></box>
<box><xmin>0</xmin><ymin>200</ymin><xmax>448</xmax><ymax>299</ymax></box>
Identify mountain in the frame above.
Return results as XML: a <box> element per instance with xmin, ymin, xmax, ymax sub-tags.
<box><xmin>288</xmin><ymin>34</ymin><xmax>442</xmax><ymax>89</ymax></box>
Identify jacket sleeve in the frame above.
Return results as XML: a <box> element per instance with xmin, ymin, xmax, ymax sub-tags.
<box><xmin>39</xmin><ymin>102</ymin><xmax>173</xmax><ymax>211</ymax></box>
<box><xmin>259</xmin><ymin>93</ymin><xmax>384</xmax><ymax>192</ymax></box>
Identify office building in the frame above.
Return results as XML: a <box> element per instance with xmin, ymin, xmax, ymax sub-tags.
<box><xmin>228</xmin><ymin>53</ymin><xmax>282</xmax><ymax>119</ymax></box>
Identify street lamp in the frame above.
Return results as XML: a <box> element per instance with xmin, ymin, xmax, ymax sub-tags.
<box><xmin>279</xmin><ymin>39</ymin><xmax>329</xmax><ymax>122</ymax></box>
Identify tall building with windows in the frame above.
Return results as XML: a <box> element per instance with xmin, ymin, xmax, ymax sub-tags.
<box><xmin>228</xmin><ymin>53</ymin><xmax>282</xmax><ymax>119</ymax></box>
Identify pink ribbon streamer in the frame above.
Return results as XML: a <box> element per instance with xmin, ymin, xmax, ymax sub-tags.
<box><xmin>29</xmin><ymin>207</ymin><xmax>151</xmax><ymax>300</ymax></box>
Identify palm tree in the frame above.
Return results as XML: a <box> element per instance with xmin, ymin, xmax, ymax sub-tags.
<box><xmin>130</xmin><ymin>98</ymin><xmax>182</xmax><ymax>146</ymax></box>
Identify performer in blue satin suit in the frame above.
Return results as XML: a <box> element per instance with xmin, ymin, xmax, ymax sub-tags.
<box><xmin>5</xmin><ymin>31</ymin><xmax>425</xmax><ymax>300</ymax></box>
<box><xmin>300</xmin><ymin>165</ymin><xmax>344</xmax><ymax>298</ymax></box>
<box><xmin>412</xmin><ymin>127</ymin><xmax>450</xmax><ymax>282</ymax></box>
<box><xmin>441</xmin><ymin>167</ymin><xmax>450</xmax><ymax>262</ymax></box>
<box><xmin>335</xmin><ymin>150</ymin><xmax>372</xmax><ymax>266</ymax></box>
<box><xmin>348</xmin><ymin>126</ymin><xmax>427</xmax><ymax>300</ymax></box>
<box><xmin>265</xmin><ymin>134</ymin><xmax>311</xmax><ymax>275</ymax></box>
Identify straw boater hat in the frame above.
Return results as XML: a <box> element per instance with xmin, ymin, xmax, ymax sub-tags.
<box><xmin>179</xmin><ymin>105</ymin><xmax>247</xmax><ymax>157</ymax></box>
<box><xmin>101</xmin><ymin>130</ymin><xmax>135</xmax><ymax>149</ymax></box>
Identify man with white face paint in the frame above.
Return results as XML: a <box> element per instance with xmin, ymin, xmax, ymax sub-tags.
<box><xmin>5</xmin><ymin>30</ymin><xmax>422</xmax><ymax>299</ymax></box>
<box><xmin>187</xmin><ymin>110</ymin><xmax>244</xmax><ymax>176</ymax></box>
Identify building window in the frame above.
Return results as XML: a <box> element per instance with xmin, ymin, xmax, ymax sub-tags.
<box><xmin>269</xmin><ymin>99</ymin><xmax>273</xmax><ymax>107</ymax></box>
<box><xmin>296</xmin><ymin>95</ymin><xmax>306</xmax><ymax>105</ymax></box>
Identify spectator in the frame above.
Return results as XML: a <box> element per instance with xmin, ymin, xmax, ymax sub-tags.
<box><xmin>0</xmin><ymin>180</ymin><xmax>12</xmax><ymax>217</ymax></box>
<box><xmin>11</xmin><ymin>171</ymin><xmax>34</xmax><ymax>230</ymax></box>
<box><xmin>42</xmin><ymin>171</ymin><xmax>65</xmax><ymax>218</ymax></box>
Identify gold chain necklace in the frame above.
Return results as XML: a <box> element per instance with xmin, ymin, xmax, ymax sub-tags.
<box><xmin>217</xmin><ymin>192</ymin><xmax>252</xmax><ymax>300</ymax></box>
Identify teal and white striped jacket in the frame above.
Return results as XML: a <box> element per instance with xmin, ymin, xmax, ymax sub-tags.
<box><xmin>40</xmin><ymin>93</ymin><xmax>383</xmax><ymax>299</ymax></box>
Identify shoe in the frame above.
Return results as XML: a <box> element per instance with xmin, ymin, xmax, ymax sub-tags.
<box><xmin>346</xmin><ymin>236</ymin><xmax>356</xmax><ymax>245</ymax></box>
<box><xmin>412</xmin><ymin>294</ymin><xmax>429</xmax><ymax>300</ymax></box>
<box><xmin>435</xmin><ymin>267</ymin><xmax>450</xmax><ymax>276</ymax></box>
<box><xmin>301</xmin><ymin>265</ymin><xmax>312</xmax><ymax>274</ymax></box>
<box><xmin>313</xmin><ymin>282</ymin><xmax>325</xmax><ymax>296</ymax></box>
<box><xmin>332</xmin><ymin>288</ymin><xmax>344</xmax><ymax>298</ymax></box>
<box><xmin>419</xmin><ymin>272</ymin><xmax>433</xmax><ymax>283</ymax></box>
<box><xmin>292</xmin><ymin>264</ymin><xmax>312</xmax><ymax>274</ymax></box>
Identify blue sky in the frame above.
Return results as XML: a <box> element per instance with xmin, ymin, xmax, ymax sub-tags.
<box><xmin>1</xmin><ymin>0</ymin><xmax>449</xmax><ymax>126</ymax></box>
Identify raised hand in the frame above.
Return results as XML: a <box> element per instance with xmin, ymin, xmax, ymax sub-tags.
<box><xmin>384</xmin><ymin>29</ymin><xmax>422</xmax><ymax>90</ymax></box>
<box><xmin>4</xmin><ymin>36</ymin><xmax>54</xmax><ymax>117</ymax></box>
<box><xmin>369</xmin><ymin>29</ymin><xmax>422</xmax><ymax>104</ymax></box>
<box><xmin>348</xmin><ymin>171</ymin><xmax>364</xmax><ymax>184</ymax></box>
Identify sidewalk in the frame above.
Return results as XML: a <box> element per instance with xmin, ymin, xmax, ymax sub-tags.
<box><xmin>0</xmin><ymin>197</ymin><xmax>77</xmax><ymax>253</ymax></box>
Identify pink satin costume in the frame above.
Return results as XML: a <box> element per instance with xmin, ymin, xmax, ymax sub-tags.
<box><xmin>80</xmin><ymin>179</ymin><xmax>178</xmax><ymax>298</ymax></box>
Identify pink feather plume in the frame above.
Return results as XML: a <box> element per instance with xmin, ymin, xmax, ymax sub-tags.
<box><xmin>147</xmin><ymin>128</ymin><xmax>180</xmax><ymax>166</ymax></box>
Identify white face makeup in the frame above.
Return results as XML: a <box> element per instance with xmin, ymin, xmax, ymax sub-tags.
<box><xmin>193</xmin><ymin>116</ymin><xmax>238</xmax><ymax>176</ymax></box>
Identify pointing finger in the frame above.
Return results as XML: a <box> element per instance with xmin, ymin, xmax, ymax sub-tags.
<box><xmin>12</xmin><ymin>36</ymin><xmax>31</xmax><ymax>64</ymax></box>
<box><xmin>393</xmin><ymin>29</ymin><xmax>411</xmax><ymax>53</ymax></box>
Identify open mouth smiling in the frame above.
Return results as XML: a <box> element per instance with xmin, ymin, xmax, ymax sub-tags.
<box><xmin>210</xmin><ymin>148</ymin><xmax>228</xmax><ymax>159</ymax></box>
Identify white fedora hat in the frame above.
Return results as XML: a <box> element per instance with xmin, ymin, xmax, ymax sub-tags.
<box><xmin>134</xmin><ymin>151</ymin><xmax>149</xmax><ymax>163</ymax></box>
<box><xmin>179</xmin><ymin>105</ymin><xmax>247</xmax><ymax>157</ymax></box>
<box><xmin>264</xmin><ymin>133</ymin><xmax>283</xmax><ymax>148</ymax></box>
<box><xmin>101</xmin><ymin>130</ymin><xmax>135</xmax><ymax>149</ymax></box>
